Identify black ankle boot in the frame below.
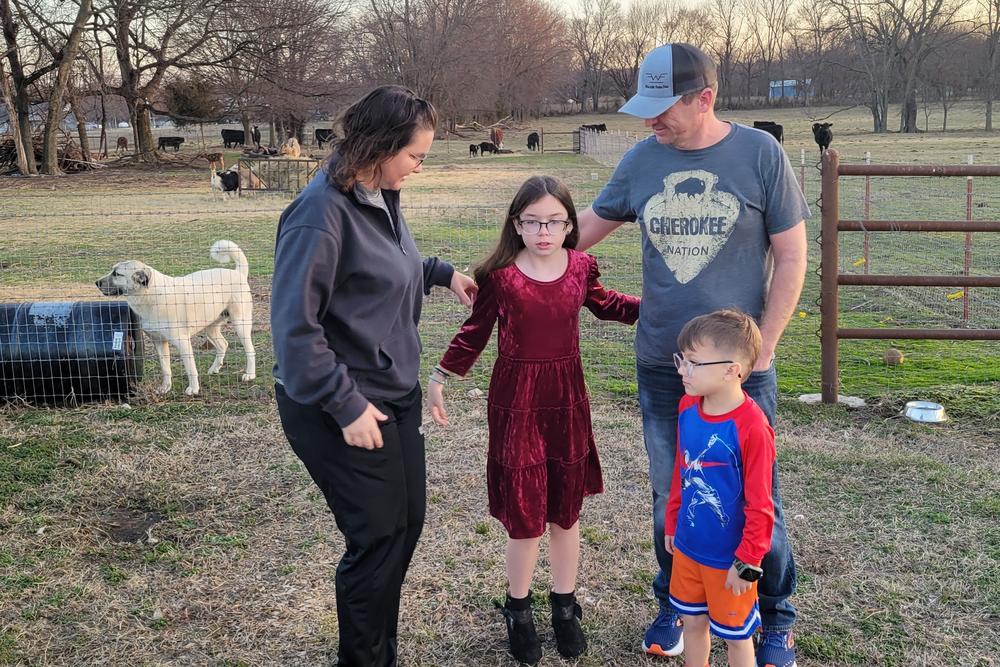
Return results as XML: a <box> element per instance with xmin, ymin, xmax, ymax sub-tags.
<box><xmin>549</xmin><ymin>590</ymin><xmax>587</xmax><ymax>658</ymax></box>
<box><xmin>495</xmin><ymin>591</ymin><xmax>542</xmax><ymax>665</ymax></box>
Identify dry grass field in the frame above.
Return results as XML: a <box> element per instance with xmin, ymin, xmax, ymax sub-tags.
<box><xmin>1</xmin><ymin>103</ymin><xmax>998</xmax><ymax>666</ymax></box>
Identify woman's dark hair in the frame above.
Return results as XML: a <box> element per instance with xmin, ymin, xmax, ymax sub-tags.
<box><xmin>473</xmin><ymin>175</ymin><xmax>579</xmax><ymax>284</ymax></box>
<box><xmin>328</xmin><ymin>85</ymin><xmax>437</xmax><ymax>191</ymax></box>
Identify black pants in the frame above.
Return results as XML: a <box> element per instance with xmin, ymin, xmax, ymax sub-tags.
<box><xmin>275</xmin><ymin>383</ymin><xmax>426</xmax><ymax>667</ymax></box>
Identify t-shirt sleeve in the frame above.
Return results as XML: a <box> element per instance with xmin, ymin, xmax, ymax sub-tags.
<box><xmin>762</xmin><ymin>140</ymin><xmax>811</xmax><ymax>236</ymax></box>
<box><xmin>591</xmin><ymin>149</ymin><xmax>637</xmax><ymax>223</ymax></box>
<box><xmin>734</xmin><ymin>421</ymin><xmax>777</xmax><ymax>566</ymax></box>
<box><xmin>665</xmin><ymin>395</ymin><xmax>698</xmax><ymax>537</ymax></box>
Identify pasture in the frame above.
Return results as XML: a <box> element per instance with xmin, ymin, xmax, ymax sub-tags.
<box><xmin>1</xmin><ymin>104</ymin><xmax>998</xmax><ymax>666</ymax></box>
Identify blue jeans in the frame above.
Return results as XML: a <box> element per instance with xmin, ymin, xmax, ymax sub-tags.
<box><xmin>637</xmin><ymin>361</ymin><xmax>797</xmax><ymax>633</ymax></box>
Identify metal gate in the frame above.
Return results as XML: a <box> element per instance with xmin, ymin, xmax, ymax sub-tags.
<box><xmin>539</xmin><ymin>130</ymin><xmax>580</xmax><ymax>154</ymax></box>
<box><xmin>819</xmin><ymin>149</ymin><xmax>1000</xmax><ymax>403</ymax></box>
<box><xmin>237</xmin><ymin>157</ymin><xmax>321</xmax><ymax>194</ymax></box>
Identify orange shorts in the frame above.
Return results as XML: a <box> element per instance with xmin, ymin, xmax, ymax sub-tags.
<box><xmin>668</xmin><ymin>548</ymin><xmax>761</xmax><ymax>640</ymax></box>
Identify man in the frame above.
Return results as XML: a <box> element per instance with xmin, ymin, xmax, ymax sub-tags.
<box><xmin>576</xmin><ymin>43</ymin><xmax>809</xmax><ymax>667</ymax></box>
<box><xmin>251</xmin><ymin>124</ymin><xmax>261</xmax><ymax>149</ymax></box>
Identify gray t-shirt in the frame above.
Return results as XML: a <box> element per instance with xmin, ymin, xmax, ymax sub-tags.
<box><xmin>591</xmin><ymin>122</ymin><xmax>810</xmax><ymax>365</ymax></box>
<box><xmin>355</xmin><ymin>183</ymin><xmax>390</xmax><ymax>216</ymax></box>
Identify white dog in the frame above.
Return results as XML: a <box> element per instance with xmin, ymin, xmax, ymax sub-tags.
<box><xmin>96</xmin><ymin>240</ymin><xmax>256</xmax><ymax>395</ymax></box>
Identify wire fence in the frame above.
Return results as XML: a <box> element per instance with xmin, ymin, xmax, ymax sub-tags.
<box><xmin>1</xmin><ymin>135</ymin><xmax>998</xmax><ymax>406</ymax></box>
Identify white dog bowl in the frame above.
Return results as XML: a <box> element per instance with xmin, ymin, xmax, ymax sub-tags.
<box><xmin>903</xmin><ymin>401</ymin><xmax>948</xmax><ymax>423</ymax></box>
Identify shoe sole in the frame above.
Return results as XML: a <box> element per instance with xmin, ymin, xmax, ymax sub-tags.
<box><xmin>642</xmin><ymin>640</ymin><xmax>683</xmax><ymax>658</ymax></box>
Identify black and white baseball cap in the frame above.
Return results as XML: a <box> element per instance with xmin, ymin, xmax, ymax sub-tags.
<box><xmin>619</xmin><ymin>43</ymin><xmax>718</xmax><ymax>119</ymax></box>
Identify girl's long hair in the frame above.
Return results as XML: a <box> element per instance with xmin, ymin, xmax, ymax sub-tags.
<box><xmin>328</xmin><ymin>85</ymin><xmax>437</xmax><ymax>192</ymax></box>
<box><xmin>473</xmin><ymin>175</ymin><xmax>579</xmax><ymax>284</ymax></box>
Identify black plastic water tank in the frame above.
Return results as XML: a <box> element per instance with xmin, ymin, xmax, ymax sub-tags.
<box><xmin>0</xmin><ymin>301</ymin><xmax>143</xmax><ymax>404</ymax></box>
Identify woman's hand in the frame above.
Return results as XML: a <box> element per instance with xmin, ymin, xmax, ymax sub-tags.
<box><xmin>428</xmin><ymin>378</ymin><xmax>449</xmax><ymax>425</ymax></box>
<box><xmin>449</xmin><ymin>271</ymin><xmax>477</xmax><ymax>306</ymax></box>
<box><xmin>342</xmin><ymin>403</ymin><xmax>389</xmax><ymax>449</ymax></box>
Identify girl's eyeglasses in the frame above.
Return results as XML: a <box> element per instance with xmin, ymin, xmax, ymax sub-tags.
<box><xmin>673</xmin><ymin>352</ymin><xmax>735</xmax><ymax>376</ymax></box>
<box><xmin>516</xmin><ymin>218</ymin><xmax>572</xmax><ymax>235</ymax></box>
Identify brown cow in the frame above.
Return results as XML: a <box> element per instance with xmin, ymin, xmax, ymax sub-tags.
<box><xmin>116</xmin><ymin>136</ymin><xmax>128</xmax><ymax>155</ymax></box>
<box><xmin>489</xmin><ymin>127</ymin><xmax>505</xmax><ymax>149</ymax></box>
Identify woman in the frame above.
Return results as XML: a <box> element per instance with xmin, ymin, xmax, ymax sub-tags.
<box><xmin>270</xmin><ymin>85</ymin><xmax>476</xmax><ymax>666</ymax></box>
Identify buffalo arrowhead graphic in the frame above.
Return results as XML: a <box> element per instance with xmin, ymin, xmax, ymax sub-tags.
<box><xmin>642</xmin><ymin>170</ymin><xmax>740</xmax><ymax>284</ymax></box>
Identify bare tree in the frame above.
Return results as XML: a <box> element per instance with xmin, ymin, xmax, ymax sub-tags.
<box><xmin>746</xmin><ymin>0</ymin><xmax>793</xmax><ymax>104</ymax></box>
<box><xmin>0</xmin><ymin>48</ymin><xmax>33</xmax><ymax>173</ymax></box>
<box><xmin>360</xmin><ymin>0</ymin><xmax>490</xmax><ymax>117</ymax></box>
<box><xmin>570</xmin><ymin>0</ymin><xmax>619</xmax><ymax>113</ymax></box>
<box><xmin>90</xmin><ymin>0</ymin><xmax>255</xmax><ymax>161</ymax></box>
<box><xmin>237</xmin><ymin>0</ymin><xmax>351</xmax><ymax>143</ymax></box>
<box><xmin>828</xmin><ymin>0</ymin><xmax>901</xmax><ymax>132</ymax></box>
<box><xmin>15</xmin><ymin>0</ymin><xmax>93</xmax><ymax>173</ymax></box>
<box><xmin>787</xmin><ymin>0</ymin><xmax>839</xmax><ymax>103</ymax></box>
<box><xmin>708</xmin><ymin>0</ymin><xmax>746</xmax><ymax>107</ymax></box>
<box><xmin>488</xmin><ymin>0</ymin><xmax>572</xmax><ymax>119</ymax></box>
<box><xmin>1</xmin><ymin>0</ymin><xmax>51</xmax><ymax>174</ymax></box>
<box><xmin>978</xmin><ymin>0</ymin><xmax>1000</xmax><ymax>129</ymax></box>
<box><xmin>921</xmin><ymin>29</ymin><xmax>976</xmax><ymax>130</ymax></box>
<box><xmin>888</xmin><ymin>0</ymin><xmax>969</xmax><ymax>132</ymax></box>
<box><xmin>606</xmin><ymin>0</ymin><xmax>662</xmax><ymax>101</ymax></box>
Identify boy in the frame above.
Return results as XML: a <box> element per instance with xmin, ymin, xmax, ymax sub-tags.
<box><xmin>664</xmin><ymin>310</ymin><xmax>777</xmax><ymax>667</ymax></box>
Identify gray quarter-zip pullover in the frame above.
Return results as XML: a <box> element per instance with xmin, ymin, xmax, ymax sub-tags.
<box><xmin>271</xmin><ymin>160</ymin><xmax>454</xmax><ymax>427</ymax></box>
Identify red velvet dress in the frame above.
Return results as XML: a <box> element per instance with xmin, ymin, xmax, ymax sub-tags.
<box><xmin>439</xmin><ymin>250</ymin><xmax>640</xmax><ymax>538</ymax></box>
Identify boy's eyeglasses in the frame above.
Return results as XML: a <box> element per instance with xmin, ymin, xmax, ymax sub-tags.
<box><xmin>517</xmin><ymin>218</ymin><xmax>572</xmax><ymax>235</ymax></box>
<box><xmin>673</xmin><ymin>352</ymin><xmax>734</xmax><ymax>376</ymax></box>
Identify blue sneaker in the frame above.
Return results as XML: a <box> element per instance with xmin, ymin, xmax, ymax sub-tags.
<box><xmin>642</xmin><ymin>609</ymin><xmax>683</xmax><ymax>657</ymax></box>
<box><xmin>756</xmin><ymin>630</ymin><xmax>797</xmax><ymax>667</ymax></box>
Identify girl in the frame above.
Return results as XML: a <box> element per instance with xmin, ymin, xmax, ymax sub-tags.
<box><xmin>427</xmin><ymin>176</ymin><xmax>639</xmax><ymax>665</ymax></box>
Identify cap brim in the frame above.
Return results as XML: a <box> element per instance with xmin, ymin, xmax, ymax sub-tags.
<box><xmin>618</xmin><ymin>93</ymin><xmax>682</xmax><ymax>119</ymax></box>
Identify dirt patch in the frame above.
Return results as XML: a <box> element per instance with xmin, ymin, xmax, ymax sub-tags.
<box><xmin>97</xmin><ymin>508</ymin><xmax>164</xmax><ymax>543</ymax></box>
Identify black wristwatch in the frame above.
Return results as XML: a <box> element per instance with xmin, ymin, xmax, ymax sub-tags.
<box><xmin>733</xmin><ymin>558</ymin><xmax>763</xmax><ymax>582</ymax></box>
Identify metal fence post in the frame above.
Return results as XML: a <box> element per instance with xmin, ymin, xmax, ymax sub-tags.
<box><xmin>821</xmin><ymin>149</ymin><xmax>841</xmax><ymax>404</ymax></box>
<box><xmin>800</xmin><ymin>148</ymin><xmax>806</xmax><ymax>196</ymax></box>
<box><xmin>964</xmin><ymin>154</ymin><xmax>974</xmax><ymax>321</ymax></box>
<box><xmin>863</xmin><ymin>151</ymin><xmax>871</xmax><ymax>274</ymax></box>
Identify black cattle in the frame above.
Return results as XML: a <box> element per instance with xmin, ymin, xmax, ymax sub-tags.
<box><xmin>527</xmin><ymin>132</ymin><xmax>540</xmax><ymax>151</ymax></box>
<box><xmin>315</xmin><ymin>128</ymin><xmax>334</xmax><ymax>148</ymax></box>
<box><xmin>580</xmin><ymin>123</ymin><xmax>608</xmax><ymax>132</ymax></box>
<box><xmin>221</xmin><ymin>129</ymin><xmax>245</xmax><ymax>148</ymax></box>
<box><xmin>479</xmin><ymin>141</ymin><xmax>497</xmax><ymax>155</ymax></box>
<box><xmin>469</xmin><ymin>143</ymin><xmax>479</xmax><ymax>157</ymax></box>
<box><xmin>157</xmin><ymin>136</ymin><xmax>185</xmax><ymax>152</ymax></box>
<box><xmin>812</xmin><ymin>122</ymin><xmax>833</xmax><ymax>154</ymax></box>
<box><xmin>752</xmin><ymin>121</ymin><xmax>784</xmax><ymax>144</ymax></box>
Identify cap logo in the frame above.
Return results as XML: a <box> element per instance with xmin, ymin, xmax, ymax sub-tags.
<box><xmin>644</xmin><ymin>71</ymin><xmax>673</xmax><ymax>91</ymax></box>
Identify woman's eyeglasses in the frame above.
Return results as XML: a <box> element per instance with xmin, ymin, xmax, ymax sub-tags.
<box><xmin>516</xmin><ymin>218</ymin><xmax>572</xmax><ymax>235</ymax></box>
